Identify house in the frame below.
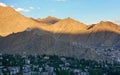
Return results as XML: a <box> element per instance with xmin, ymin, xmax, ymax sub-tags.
<box><xmin>117</xmin><ymin>57</ymin><xmax>120</xmax><ymax>62</ymax></box>
<box><xmin>39</xmin><ymin>67</ymin><xmax>43</xmax><ymax>72</ymax></box>
<box><xmin>44</xmin><ymin>56</ymin><xmax>50</xmax><ymax>60</ymax></box>
<box><xmin>25</xmin><ymin>59</ymin><xmax>30</xmax><ymax>64</ymax></box>
<box><xmin>80</xmin><ymin>71</ymin><xmax>89</xmax><ymax>75</ymax></box>
<box><xmin>0</xmin><ymin>70</ymin><xmax>3</xmax><ymax>75</ymax></box>
<box><xmin>0</xmin><ymin>66</ymin><xmax>3</xmax><ymax>75</ymax></box>
<box><xmin>31</xmin><ymin>71</ymin><xmax>40</xmax><ymax>75</ymax></box>
<box><xmin>60</xmin><ymin>57</ymin><xmax>66</xmax><ymax>62</ymax></box>
<box><xmin>59</xmin><ymin>64</ymin><xmax>64</xmax><ymax>67</ymax></box>
<box><xmin>23</xmin><ymin>65</ymin><xmax>31</xmax><ymax>75</ymax></box>
<box><xmin>73</xmin><ymin>69</ymin><xmax>81</xmax><ymax>75</ymax></box>
<box><xmin>8</xmin><ymin>67</ymin><xmax>20</xmax><ymax>75</ymax></box>
<box><xmin>45</xmin><ymin>65</ymin><xmax>54</xmax><ymax>75</ymax></box>
<box><xmin>2</xmin><ymin>68</ymin><xmax>9</xmax><ymax>75</ymax></box>
<box><xmin>41</xmin><ymin>72</ymin><xmax>49</xmax><ymax>75</ymax></box>
<box><xmin>65</xmin><ymin>62</ymin><xmax>70</xmax><ymax>66</ymax></box>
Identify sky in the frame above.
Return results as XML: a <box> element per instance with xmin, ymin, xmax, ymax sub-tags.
<box><xmin>0</xmin><ymin>0</ymin><xmax>120</xmax><ymax>24</ymax></box>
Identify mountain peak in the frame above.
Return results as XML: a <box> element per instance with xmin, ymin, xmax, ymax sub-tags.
<box><xmin>46</xmin><ymin>16</ymin><xmax>58</xmax><ymax>19</ymax></box>
<box><xmin>0</xmin><ymin>5</ymin><xmax>41</xmax><ymax>36</ymax></box>
<box><xmin>97</xmin><ymin>21</ymin><xmax>118</xmax><ymax>28</ymax></box>
<box><xmin>90</xmin><ymin>21</ymin><xmax>119</xmax><ymax>32</ymax></box>
<box><xmin>99</xmin><ymin>21</ymin><xmax>116</xmax><ymax>25</ymax></box>
<box><xmin>51</xmin><ymin>17</ymin><xmax>87</xmax><ymax>34</ymax></box>
<box><xmin>59</xmin><ymin>17</ymin><xmax>85</xmax><ymax>25</ymax></box>
<box><xmin>64</xmin><ymin>17</ymin><xmax>74</xmax><ymax>21</ymax></box>
<box><xmin>37</xmin><ymin>16</ymin><xmax>61</xmax><ymax>24</ymax></box>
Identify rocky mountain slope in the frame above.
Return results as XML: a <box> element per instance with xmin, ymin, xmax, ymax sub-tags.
<box><xmin>0</xmin><ymin>6</ymin><xmax>47</xmax><ymax>36</ymax></box>
<box><xmin>0</xmin><ymin>6</ymin><xmax>120</xmax><ymax>61</ymax></box>
<box><xmin>0</xmin><ymin>29</ymin><xmax>103</xmax><ymax>60</ymax></box>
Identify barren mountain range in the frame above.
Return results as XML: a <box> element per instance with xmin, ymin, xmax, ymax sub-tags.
<box><xmin>0</xmin><ymin>6</ymin><xmax>120</xmax><ymax>60</ymax></box>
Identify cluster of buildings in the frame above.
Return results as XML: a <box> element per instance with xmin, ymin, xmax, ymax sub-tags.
<box><xmin>0</xmin><ymin>54</ymin><xmax>90</xmax><ymax>75</ymax></box>
<box><xmin>95</xmin><ymin>48</ymin><xmax>120</xmax><ymax>63</ymax></box>
<box><xmin>0</xmin><ymin>51</ymin><xmax>120</xmax><ymax>75</ymax></box>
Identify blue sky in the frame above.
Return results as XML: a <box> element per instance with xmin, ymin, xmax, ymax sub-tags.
<box><xmin>0</xmin><ymin>0</ymin><xmax>120</xmax><ymax>24</ymax></box>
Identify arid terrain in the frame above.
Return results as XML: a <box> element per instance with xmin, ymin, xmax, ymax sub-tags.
<box><xmin>0</xmin><ymin>6</ymin><xmax>120</xmax><ymax>61</ymax></box>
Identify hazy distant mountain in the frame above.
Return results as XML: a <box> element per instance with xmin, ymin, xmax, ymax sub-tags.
<box><xmin>0</xmin><ymin>6</ymin><xmax>120</xmax><ymax>61</ymax></box>
<box><xmin>37</xmin><ymin>16</ymin><xmax>61</xmax><ymax>24</ymax></box>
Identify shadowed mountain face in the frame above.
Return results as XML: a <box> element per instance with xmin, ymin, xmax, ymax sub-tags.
<box><xmin>0</xmin><ymin>28</ymin><xmax>120</xmax><ymax>61</ymax></box>
<box><xmin>0</xmin><ymin>6</ymin><xmax>120</xmax><ymax>61</ymax></box>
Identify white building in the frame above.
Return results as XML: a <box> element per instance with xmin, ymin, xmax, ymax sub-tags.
<box><xmin>8</xmin><ymin>67</ymin><xmax>20</xmax><ymax>75</ymax></box>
